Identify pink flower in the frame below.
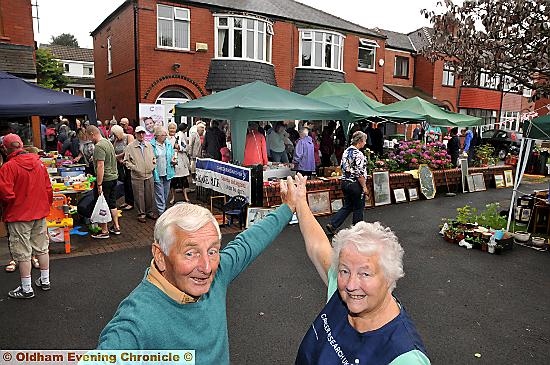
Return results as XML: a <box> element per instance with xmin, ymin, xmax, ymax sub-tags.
<box><xmin>411</xmin><ymin>158</ymin><xmax>418</xmax><ymax>163</ymax></box>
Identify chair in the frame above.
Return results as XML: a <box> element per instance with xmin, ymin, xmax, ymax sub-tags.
<box><xmin>222</xmin><ymin>195</ymin><xmax>249</xmax><ymax>229</ymax></box>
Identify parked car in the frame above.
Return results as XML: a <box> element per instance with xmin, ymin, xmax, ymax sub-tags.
<box><xmin>480</xmin><ymin>129</ymin><xmax>522</xmax><ymax>160</ymax></box>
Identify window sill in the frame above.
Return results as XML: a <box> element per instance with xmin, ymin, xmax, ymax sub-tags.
<box><xmin>356</xmin><ymin>68</ymin><xmax>376</xmax><ymax>73</ymax></box>
<box><xmin>393</xmin><ymin>75</ymin><xmax>409</xmax><ymax>79</ymax></box>
<box><xmin>155</xmin><ymin>47</ymin><xmax>194</xmax><ymax>54</ymax></box>
<box><xmin>296</xmin><ymin>66</ymin><xmax>345</xmax><ymax>73</ymax></box>
<box><xmin>213</xmin><ymin>57</ymin><xmax>273</xmax><ymax>66</ymax></box>
<box><xmin>441</xmin><ymin>84</ymin><xmax>456</xmax><ymax>88</ymax></box>
<box><xmin>0</xmin><ymin>36</ymin><xmax>11</xmax><ymax>42</ymax></box>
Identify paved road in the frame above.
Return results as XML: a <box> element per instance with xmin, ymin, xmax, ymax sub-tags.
<box><xmin>0</xmin><ymin>183</ymin><xmax>549</xmax><ymax>364</ymax></box>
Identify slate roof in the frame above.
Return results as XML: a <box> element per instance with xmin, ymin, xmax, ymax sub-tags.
<box><xmin>40</xmin><ymin>44</ymin><xmax>94</xmax><ymax>63</ymax></box>
<box><xmin>407</xmin><ymin>27</ymin><xmax>434</xmax><ymax>52</ymax></box>
<box><xmin>92</xmin><ymin>0</ymin><xmax>383</xmax><ymax>38</ymax></box>
<box><xmin>384</xmin><ymin>84</ymin><xmax>448</xmax><ymax>108</ymax></box>
<box><xmin>375</xmin><ymin>28</ymin><xmax>415</xmax><ymax>52</ymax></box>
<box><xmin>0</xmin><ymin>43</ymin><xmax>36</xmax><ymax>78</ymax></box>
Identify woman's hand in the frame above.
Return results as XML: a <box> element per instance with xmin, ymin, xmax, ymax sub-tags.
<box><xmin>280</xmin><ymin>173</ymin><xmax>307</xmax><ymax>212</ymax></box>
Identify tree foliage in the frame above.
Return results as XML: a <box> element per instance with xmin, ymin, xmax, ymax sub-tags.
<box><xmin>36</xmin><ymin>48</ymin><xmax>69</xmax><ymax>90</ymax></box>
<box><xmin>50</xmin><ymin>33</ymin><xmax>79</xmax><ymax>47</ymax></box>
<box><xmin>421</xmin><ymin>0</ymin><xmax>550</xmax><ymax>99</ymax></box>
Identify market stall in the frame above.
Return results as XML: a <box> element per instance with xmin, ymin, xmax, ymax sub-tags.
<box><xmin>0</xmin><ymin>72</ymin><xmax>97</xmax><ymax>148</ymax></box>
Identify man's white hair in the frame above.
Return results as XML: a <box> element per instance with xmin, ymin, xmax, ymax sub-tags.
<box><xmin>331</xmin><ymin>221</ymin><xmax>404</xmax><ymax>291</ymax></box>
<box><xmin>154</xmin><ymin>203</ymin><xmax>221</xmax><ymax>254</ymax></box>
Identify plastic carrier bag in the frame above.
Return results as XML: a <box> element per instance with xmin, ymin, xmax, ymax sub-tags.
<box><xmin>90</xmin><ymin>193</ymin><xmax>112</xmax><ymax>223</ymax></box>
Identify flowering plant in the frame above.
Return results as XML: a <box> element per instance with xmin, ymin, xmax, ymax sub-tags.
<box><xmin>384</xmin><ymin>140</ymin><xmax>453</xmax><ymax>172</ymax></box>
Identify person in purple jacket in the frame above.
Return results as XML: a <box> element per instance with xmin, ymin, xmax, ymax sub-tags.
<box><xmin>293</xmin><ymin>127</ymin><xmax>316</xmax><ymax>177</ymax></box>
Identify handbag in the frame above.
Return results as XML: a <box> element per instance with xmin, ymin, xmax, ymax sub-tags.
<box><xmin>90</xmin><ymin>193</ymin><xmax>112</xmax><ymax>223</ymax></box>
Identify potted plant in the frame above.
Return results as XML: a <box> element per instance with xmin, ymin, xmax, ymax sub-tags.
<box><xmin>474</xmin><ymin>144</ymin><xmax>495</xmax><ymax>167</ymax></box>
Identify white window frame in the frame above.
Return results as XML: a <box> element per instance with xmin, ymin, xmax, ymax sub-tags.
<box><xmin>107</xmin><ymin>37</ymin><xmax>112</xmax><ymax>74</ymax></box>
<box><xmin>84</xmin><ymin>89</ymin><xmax>95</xmax><ymax>99</ymax></box>
<box><xmin>500</xmin><ymin>110</ymin><xmax>520</xmax><ymax>131</ymax></box>
<box><xmin>442</xmin><ymin>62</ymin><xmax>455</xmax><ymax>86</ymax></box>
<box><xmin>62</xmin><ymin>88</ymin><xmax>74</xmax><ymax>95</ymax></box>
<box><xmin>83</xmin><ymin>65</ymin><xmax>94</xmax><ymax>77</ymax></box>
<box><xmin>63</xmin><ymin>63</ymin><xmax>70</xmax><ymax>73</ymax></box>
<box><xmin>357</xmin><ymin>38</ymin><xmax>378</xmax><ymax>71</ymax></box>
<box><xmin>157</xmin><ymin>4</ymin><xmax>190</xmax><ymax>51</ymax></box>
<box><xmin>214</xmin><ymin>14</ymin><xmax>273</xmax><ymax>64</ymax></box>
<box><xmin>394</xmin><ymin>56</ymin><xmax>409</xmax><ymax>78</ymax></box>
<box><xmin>478</xmin><ymin>70</ymin><xmax>500</xmax><ymax>90</ymax></box>
<box><xmin>298</xmin><ymin>29</ymin><xmax>345</xmax><ymax>71</ymax></box>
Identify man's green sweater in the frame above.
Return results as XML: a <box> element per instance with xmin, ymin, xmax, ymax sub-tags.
<box><xmin>97</xmin><ymin>205</ymin><xmax>293</xmax><ymax>364</ymax></box>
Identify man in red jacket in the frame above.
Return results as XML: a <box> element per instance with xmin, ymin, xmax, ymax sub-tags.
<box><xmin>0</xmin><ymin>134</ymin><xmax>53</xmax><ymax>299</ymax></box>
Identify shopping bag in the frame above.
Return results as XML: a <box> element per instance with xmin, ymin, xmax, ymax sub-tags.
<box><xmin>90</xmin><ymin>193</ymin><xmax>112</xmax><ymax>223</ymax></box>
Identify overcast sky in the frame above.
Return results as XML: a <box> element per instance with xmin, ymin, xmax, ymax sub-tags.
<box><xmin>34</xmin><ymin>0</ymin><xmax>441</xmax><ymax>49</ymax></box>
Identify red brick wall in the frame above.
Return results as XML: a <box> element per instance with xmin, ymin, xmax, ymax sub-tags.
<box><xmin>93</xmin><ymin>3</ymin><xmax>136</xmax><ymax>122</ymax></box>
<box><xmin>501</xmin><ymin>92</ymin><xmax>522</xmax><ymax>112</ymax></box>
<box><xmin>0</xmin><ymin>0</ymin><xmax>34</xmax><ymax>46</ymax></box>
<box><xmin>431</xmin><ymin>59</ymin><xmax>459</xmax><ymax>111</ymax></box>
<box><xmin>535</xmin><ymin>98</ymin><xmax>549</xmax><ymax>116</ymax></box>
<box><xmin>413</xmin><ymin>56</ymin><xmax>435</xmax><ymax>96</ymax></box>
<box><xmin>459</xmin><ymin>87</ymin><xmax>502</xmax><ymax>110</ymax></box>
<box><xmin>272</xmin><ymin>21</ymin><xmax>295</xmax><ymax>90</ymax></box>
<box><xmin>383</xmin><ymin>49</ymin><xmax>414</xmax><ymax>87</ymax></box>
<box><xmin>343</xmin><ymin>34</ymin><xmax>384</xmax><ymax>102</ymax></box>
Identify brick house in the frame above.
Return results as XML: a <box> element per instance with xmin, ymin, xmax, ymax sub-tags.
<box><xmin>40</xmin><ymin>44</ymin><xmax>96</xmax><ymax>100</ymax></box>
<box><xmin>0</xmin><ymin>0</ymin><xmax>36</xmax><ymax>81</ymax></box>
<box><xmin>91</xmin><ymin>0</ymin><xmax>387</xmax><ymax>124</ymax></box>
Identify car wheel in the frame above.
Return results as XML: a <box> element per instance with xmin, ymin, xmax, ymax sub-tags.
<box><xmin>498</xmin><ymin>148</ymin><xmax>507</xmax><ymax>160</ymax></box>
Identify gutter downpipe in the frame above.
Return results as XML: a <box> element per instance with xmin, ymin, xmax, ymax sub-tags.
<box><xmin>133</xmin><ymin>0</ymin><xmax>140</xmax><ymax>125</ymax></box>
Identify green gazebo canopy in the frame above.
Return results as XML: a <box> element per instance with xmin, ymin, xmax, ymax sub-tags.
<box><xmin>523</xmin><ymin>114</ymin><xmax>550</xmax><ymax>140</ymax></box>
<box><xmin>174</xmin><ymin>81</ymin><xmax>354</xmax><ymax>163</ymax></box>
<box><xmin>376</xmin><ymin>96</ymin><xmax>483</xmax><ymax>127</ymax></box>
<box><xmin>307</xmin><ymin>81</ymin><xmax>384</xmax><ymax>108</ymax></box>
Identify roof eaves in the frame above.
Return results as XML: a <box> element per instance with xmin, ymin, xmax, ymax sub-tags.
<box><xmin>90</xmin><ymin>0</ymin><xmax>132</xmax><ymax>36</ymax></box>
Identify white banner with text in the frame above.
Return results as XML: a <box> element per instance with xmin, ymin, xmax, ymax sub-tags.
<box><xmin>195</xmin><ymin>158</ymin><xmax>251</xmax><ymax>201</ymax></box>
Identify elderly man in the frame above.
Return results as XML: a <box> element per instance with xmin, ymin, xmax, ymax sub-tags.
<box><xmin>119</xmin><ymin>117</ymin><xmax>134</xmax><ymax>135</ymax></box>
<box><xmin>123</xmin><ymin>125</ymin><xmax>156</xmax><ymax>222</ymax></box>
<box><xmin>86</xmin><ymin>125</ymin><xmax>120</xmax><ymax>238</ymax></box>
<box><xmin>97</xmin><ymin>176</ymin><xmax>303</xmax><ymax>363</ymax></box>
<box><xmin>0</xmin><ymin>134</ymin><xmax>53</xmax><ymax>299</ymax></box>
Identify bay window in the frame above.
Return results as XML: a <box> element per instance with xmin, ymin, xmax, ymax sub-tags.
<box><xmin>215</xmin><ymin>15</ymin><xmax>273</xmax><ymax>63</ymax></box>
<box><xmin>300</xmin><ymin>30</ymin><xmax>344</xmax><ymax>71</ymax></box>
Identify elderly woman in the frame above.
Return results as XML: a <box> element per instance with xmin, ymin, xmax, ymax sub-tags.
<box><xmin>151</xmin><ymin>126</ymin><xmax>176</xmax><ymax>215</ymax></box>
<box><xmin>292</xmin><ymin>127</ymin><xmax>315</xmax><ymax>176</ymax></box>
<box><xmin>188</xmin><ymin>120</ymin><xmax>206</xmax><ymax>173</ymax></box>
<box><xmin>294</xmin><ymin>172</ymin><xmax>430</xmax><ymax>364</ymax></box>
<box><xmin>167</xmin><ymin>122</ymin><xmax>192</xmax><ymax>203</ymax></box>
<box><xmin>110</xmin><ymin>124</ymin><xmax>135</xmax><ymax>211</ymax></box>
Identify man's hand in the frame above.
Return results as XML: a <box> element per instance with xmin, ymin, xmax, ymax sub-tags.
<box><xmin>97</xmin><ymin>184</ymin><xmax>103</xmax><ymax>195</ymax></box>
<box><xmin>280</xmin><ymin>173</ymin><xmax>307</xmax><ymax>212</ymax></box>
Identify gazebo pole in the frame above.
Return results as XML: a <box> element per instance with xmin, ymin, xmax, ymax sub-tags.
<box><xmin>31</xmin><ymin>115</ymin><xmax>41</xmax><ymax>148</ymax></box>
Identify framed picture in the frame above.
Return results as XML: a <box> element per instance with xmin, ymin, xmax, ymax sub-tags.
<box><xmin>466</xmin><ymin>175</ymin><xmax>476</xmax><ymax>192</ymax></box>
<box><xmin>246</xmin><ymin>207</ymin><xmax>276</xmax><ymax>228</ymax></box>
<box><xmin>471</xmin><ymin>173</ymin><xmax>486</xmax><ymax>191</ymax></box>
<box><xmin>408</xmin><ymin>187</ymin><xmax>419</xmax><ymax>201</ymax></box>
<box><xmin>331</xmin><ymin>199</ymin><xmax>343</xmax><ymax>212</ymax></box>
<box><xmin>373</xmin><ymin>171</ymin><xmax>391</xmax><ymax>206</ymax></box>
<box><xmin>504</xmin><ymin>170</ymin><xmax>514</xmax><ymax>187</ymax></box>
<box><xmin>307</xmin><ymin>190</ymin><xmax>332</xmax><ymax>216</ymax></box>
<box><xmin>418</xmin><ymin>165</ymin><xmax>436</xmax><ymax>199</ymax></box>
<box><xmin>393</xmin><ymin>188</ymin><xmax>407</xmax><ymax>203</ymax></box>
<box><xmin>494</xmin><ymin>174</ymin><xmax>505</xmax><ymax>188</ymax></box>
<box><xmin>459</xmin><ymin>158</ymin><xmax>469</xmax><ymax>193</ymax></box>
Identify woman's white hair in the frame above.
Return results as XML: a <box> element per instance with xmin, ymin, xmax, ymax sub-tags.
<box><xmin>154</xmin><ymin>203</ymin><xmax>221</xmax><ymax>255</ymax></box>
<box><xmin>351</xmin><ymin>131</ymin><xmax>367</xmax><ymax>145</ymax></box>
<box><xmin>331</xmin><ymin>221</ymin><xmax>404</xmax><ymax>291</ymax></box>
<box><xmin>168</xmin><ymin>121</ymin><xmax>178</xmax><ymax>129</ymax></box>
<box><xmin>154</xmin><ymin>125</ymin><xmax>167</xmax><ymax>136</ymax></box>
<box><xmin>110</xmin><ymin>125</ymin><xmax>124</xmax><ymax>138</ymax></box>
